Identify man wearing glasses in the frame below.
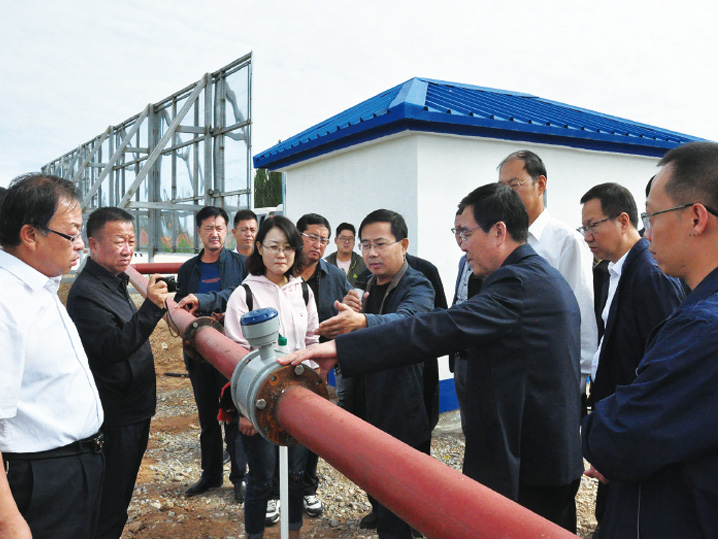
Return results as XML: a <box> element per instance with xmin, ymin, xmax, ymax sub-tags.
<box><xmin>499</xmin><ymin>150</ymin><xmax>597</xmax><ymax>396</ymax></box>
<box><xmin>578</xmin><ymin>183</ymin><xmax>685</xmax><ymax>528</ymax></box>
<box><xmin>317</xmin><ymin>209</ymin><xmax>435</xmax><ymax>538</ymax></box>
<box><xmin>175</xmin><ymin>207</ymin><xmax>249</xmax><ymax>502</ymax></box>
<box><xmin>325</xmin><ymin>222</ymin><xmax>366</xmax><ymax>287</ymax></box>
<box><xmin>582</xmin><ymin>142</ymin><xmax>718</xmax><ymax>537</ymax></box>
<box><xmin>0</xmin><ymin>174</ymin><xmax>104</xmax><ymax>538</ymax></box>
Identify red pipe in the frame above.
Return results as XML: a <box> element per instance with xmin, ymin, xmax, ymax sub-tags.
<box><xmin>131</xmin><ymin>262</ymin><xmax>183</xmax><ymax>275</ymax></box>
<box><xmin>277</xmin><ymin>386</ymin><xmax>576</xmax><ymax>539</ymax></box>
<box><xmin>126</xmin><ymin>266</ymin><xmax>576</xmax><ymax>538</ymax></box>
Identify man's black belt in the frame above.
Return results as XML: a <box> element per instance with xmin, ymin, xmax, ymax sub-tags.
<box><xmin>2</xmin><ymin>432</ymin><xmax>104</xmax><ymax>461</ymax></box>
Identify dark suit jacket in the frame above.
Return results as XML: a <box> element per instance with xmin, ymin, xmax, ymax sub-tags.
<box><xmin>589</xmin><ymin>238</ymin><xmax>685</xmax><ymax>405</ymax></box>
<box><xmin>337</xmin><ymin>244</ymin><xmax>584</xmax><ymax>499</ymax></box>
<box><xmin>67</xmin><ymin>258</ymin><xmax>166</xmax><ymax>426</ymax></box>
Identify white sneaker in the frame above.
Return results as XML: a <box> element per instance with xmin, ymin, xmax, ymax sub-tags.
<box><xmin>265</xmin><ymin>499</ymin><xmax>280</xmax><ymax>526</ymax></box>
<box><xmin>303</xmin><ymin>494</ymin><xmax>323</xmax><ymax>517</ymax></box>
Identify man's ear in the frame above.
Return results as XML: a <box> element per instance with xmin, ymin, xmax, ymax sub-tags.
<box><xmin>536</xmin><ymin>175</ymin><xmax>547</xmax><ymax>195</ymax></box>
<box><xmin>399</xmin><ymin>237</ymin><xmax>409</xmax><ymax>253</ymax></box>
<box><xmin>494</xmin><ymin>221</ymin><xmax>508</xmax><ymax>245</ymax></box>
<box><xmin>19</xmin><ymin>224</ymin><xmax>40</xmax><ymax>251</ymax></box>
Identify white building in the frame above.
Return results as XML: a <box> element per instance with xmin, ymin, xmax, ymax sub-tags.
<box><xmin>254</xmin><ymin>77</ymin><xmax>703</xmax><ymax>411</ymax></box>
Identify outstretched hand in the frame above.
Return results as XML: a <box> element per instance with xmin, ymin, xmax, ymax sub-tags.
<box><xmin>584</xmin><ymin>465</ymin><xmax>609</xmax><ymax>484</ymax></box>
<box><xmin>277</xmin><ymin>341</ymin><xmax>339</xmax><ymax>379</ymax></box>
<box><xmin>316</xmin><ymin>301</ymin><xmax>367</xmax><ymax>339</ymax></box>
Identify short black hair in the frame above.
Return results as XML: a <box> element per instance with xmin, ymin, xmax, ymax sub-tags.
<box><xmin>580</xmin><ymin>183</ymin><xmax>639</xmax><ymax>228</ymax></box>
<box><xmin>335</xmin><ymin>222</ymin><xmax>355</xmax><ymax>237</ymax></box>
<box><xmin>358</xmin><ymin>209</ymin><xmax>408</xmax><ymax>241</ymax></box>
<box><xmin>498</xmin><ymin>150</ymin><xmax>547</xmax><ymax>182</ymax></box>
<box><xmin>196</xmin><ymin>206</ymin><xmax>229</xmax><ymax>229</ymax></box>
<box><xmin>233</xmin><ymin>209</ymin><xmax>257</xmax><ymax>227</ymax></box>
<box><xmin>86</xmin><ymin>207</ymin><xmax>135</xmax><ymax>239</ymax></box>
<box><xmin>296</xmin><ymin>213</ymin><xmax>331</xmax><ymax>237</ymax></box>
<box><xmin>246</xmin><ymin>215</ymin><xmax>306</xmax><ymax>277</ymax></box>
<box><xmin>0</xmin><ymin>173</ymin><xmax>81</xmax><ymax>247</ymax></box>
<box><xmin>659</xmin><ymin>141</ymin><xmax>718</xmax><ymax>210</ymax></box>
<box><xmin>458</xmin><ymin>183</ymin><xmax>529</xmax><ymax>243</ymax></box>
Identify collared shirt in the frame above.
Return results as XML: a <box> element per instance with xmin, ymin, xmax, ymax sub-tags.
<box><xmin>529</xmin><ymin>208</ymin><xmax>597</xmax><ymax>380</ymax></box>
<box><xmin>591</xmin><ymin>250</ymin><xmax>628</xmax><ymax>379</ymax></box>
<box><xmin>0</xmin><ymin>250</ymin><xmax>103</xmax><ymax>452</ymax></box>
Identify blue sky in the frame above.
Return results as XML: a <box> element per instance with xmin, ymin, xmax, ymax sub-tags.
<box><xmin>1</xmin><ymin>0</ymin><xmax>716</xmax><ymax>187</ymax></box>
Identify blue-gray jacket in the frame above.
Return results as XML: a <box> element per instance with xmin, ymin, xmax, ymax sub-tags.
<box><xmin>175</xmin><ymin>248</ymin><xmax>248</xmax><ymax>315</ymax></box>
<box><xmin>313</xmin><ymin>258</ymin><xmax>352</xmax><ymax>323</ymax></box>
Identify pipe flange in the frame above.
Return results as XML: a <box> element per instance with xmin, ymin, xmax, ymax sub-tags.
<box><xmin>183</xmin><ymin>316</ymin><xmax>225</xmax><ymax>362</ymax></box>
<box><xmin>253</xmin><ymin>365</ymin><xmax>329</xmax><ymax>445</ymax></box>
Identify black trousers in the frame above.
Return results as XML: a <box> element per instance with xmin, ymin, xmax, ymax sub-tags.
<box><xmin>94</xmin><ymin>419</ymin><xmax>151</xmax><ymax>539</ymax></box>
<box><xmin>6</xmin><ymin>450</ymin><xmax>104</xmax><ymax>539</ymax></box>
<box><xmin>517</xmin><ymin>478</ymin><xmax>581</xmax><ymax>533</ymax></box>
<box><xmin>186</xmin><ymin>355</ymin><xmax>247</xmax><ymax>483</ymax></box>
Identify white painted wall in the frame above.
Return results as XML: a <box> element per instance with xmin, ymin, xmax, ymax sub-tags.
<box><xmin>279</xmin><ymin>131</ymin><xmax>662</xmax><ymax>386</ymax></box>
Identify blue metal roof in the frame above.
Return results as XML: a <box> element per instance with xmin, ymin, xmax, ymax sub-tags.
<box><xmin>254</xmin><ymin>77</ymin><xmax>704</xmax><ymax>170</ymax></box>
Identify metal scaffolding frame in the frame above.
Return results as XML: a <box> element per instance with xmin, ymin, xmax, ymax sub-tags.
<box><xmin>42</xmin><ymin>54</ymin><xmax>252</xmax><ymax>261</ymax></box>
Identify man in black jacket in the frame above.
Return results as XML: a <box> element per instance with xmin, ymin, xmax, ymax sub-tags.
<box><xmin>67</xmin><ymin>207</ymin><xmax>169</xmax><ymax>539</ymax></box>
<box><xmin>175</xmin><ymin>206</ymin><xmax>249</xmax><ymax>500</ymax></box>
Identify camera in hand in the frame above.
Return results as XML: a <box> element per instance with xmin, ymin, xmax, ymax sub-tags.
<box><xmin>156</xmin><ymin>276</ymin><xmax>178</xmax><ymax>292</ymax></box>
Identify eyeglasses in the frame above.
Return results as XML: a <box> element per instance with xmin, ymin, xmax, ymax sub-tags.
<box><xmin>450</xmin><ymin>225</ymin><xmax>482</xmax><ymax>243</ymax></box>
<box><xmin>359</xmin><ymin>239</ymin><xmax>401</xmax><ymax>252</ymax></box>
<box><xmin>337</xmin><ymin>236</ymin><xmax>355</xmax><ymax>243</ymax></box>
<box><xmin>640</xmin><ymin>203</ymin><xmax>718</xmax><ymax>230</ymax></box>
<box><xmin>576</xmin><ymin>216</ymin><xmax>618</xmax><ymax>237</ymax></box>
<box><xmin>506</xmin><ymin>178</ymin><xmax>529</xmax><ymax>189</ymax></box>
<box><xmin>301</xmin><ymin>232</ymin><xmax>330</xmax><ymax>245</ymax></box>
<box><xmin>262</xmin><ymin>243</ymin><xmax>295</xmax><ymax>255</ymax></box>
<box><xmin>46</xmin><ymin>228</ymin><xmax>83</xmax><ymax>244</ymax></box>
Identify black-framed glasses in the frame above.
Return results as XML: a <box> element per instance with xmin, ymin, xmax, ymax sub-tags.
<box><xmin>577</xmin><ymin>215</ymin><xmax>619</xmax><ymax>237</ymax></box>
<box><xmin>46</xmin><ymin>228</ymin><xmax>83</xmax><ymax>243</ymax></box>
<box><xmin>451</xmin><ymin>225</ymin><xmax>482</xmax><ymax>243</ymax></box>
<box><xmin>359</xmin><ymin>239</ymin><xmax>401</xmax><ymax>252</ymax></box>
<box><xmin>641</xmin><ymin>203</ymin><xmax>718</xmax><ymax>230</ymax></box>
<box><xmin>301</xmin><ymin>232</ymin><xmax>330</xmax><ymax>245</ymax></box>
<box><xmin>336</xmin><ymin>236</ymin><xmax>355</xmax><ymax>243</ymax></box>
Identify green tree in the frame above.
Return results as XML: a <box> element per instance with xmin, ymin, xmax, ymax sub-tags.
<box><xmin>253</xmin><ymin>168</ymin><xmax>282</xmax><ymax>207</ymax></box>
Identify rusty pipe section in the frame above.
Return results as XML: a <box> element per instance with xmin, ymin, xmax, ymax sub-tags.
<box><xmin>126</xmin><ymin>265</ymin><xmax>576</xmax><ymax>539</ymax></box>
<box><xmin>277</xmin><ymin>386</ymin><xmax>577</xmax><ymax>539</ymax></box>
<box><xmin>131</xmin><ymin>262</ymin><xmax>183</xmax><ymax>275</ymax></box>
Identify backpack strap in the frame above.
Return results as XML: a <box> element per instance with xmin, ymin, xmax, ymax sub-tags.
<box><xmin>301</xmin><ymin>280</ymin><xmax>309</xmax><ymax>306</ymax></box>
<box><xmin>242</xmin><ymin>283</ymin><xmax>254</xmax><ymax>311</ymax></box>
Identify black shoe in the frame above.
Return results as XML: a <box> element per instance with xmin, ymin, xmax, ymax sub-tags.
<box><xmin>359</xmin><ymin>510</ymin><xmax>378</xmax><ymax>529</ymax></box>
<box><xmin>185</xmin><ymin>476</ymin><xmax>222</xmax><ymax>497</ymax></box>
<box><xmin>223</xmin><ymin>450</ymin><xmax>231</xmax><ymax>465</ymax></box>
<box><xmin>234</xmin><ymin>480</ymin><xmax>247</xmax><ymax>503</ymax></box>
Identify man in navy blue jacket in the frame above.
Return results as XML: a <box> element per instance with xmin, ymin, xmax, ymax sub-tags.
<box><xmin>582</xmin><ymin>142</ymin><xmax>718</xmax><ymax>537</ymax></box>
<box><xmin>579</xmin><ymin>182</ymin><xmax>685</xmax><ymax>526</ymax></box>
<box><xmin>281</xmin><ymin>185</ymin><xmax>583</xmax><ymax>532</ymax></box>
<box><xmin>175</xmin><ymin>206</ymin><xmax>248</xmax><ymax>500</ymax></box>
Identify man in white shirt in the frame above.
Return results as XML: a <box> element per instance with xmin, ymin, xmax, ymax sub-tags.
<box><xmin>0</xmin><ymin>174</ymin><xmax>104</xmax><ymax>539</ymax></box>
<box><xmin>498</xmin><ymin>150</ymin><xmax>597</xmax><ymax>392</ymax></box>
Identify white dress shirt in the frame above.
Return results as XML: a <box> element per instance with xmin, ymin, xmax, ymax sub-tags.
<box><xmin>528</xmin><ymin>209</ymin><xmax>598</xmax><ymax>383</ymax></box>
<box><xmin>0</xmin><ymin>249</ymin><xmax>103</xmax><ymax>453</ymax></box>
<box><xmin>590</xmin><ymin>250</ymin><xmax>628</xmax><ymax>379</ymax></box>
